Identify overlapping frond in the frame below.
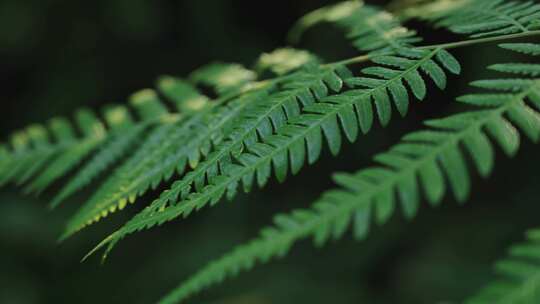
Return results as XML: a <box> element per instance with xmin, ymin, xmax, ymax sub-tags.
<box><xmin>0</xmin><ymin>112</ymin><xmax>100</xmax><ymax>187</ymax></box>
<box><xmin>49</xmin><ymin>113</ymin><xmax>147</xmax><ymax>209</ymax></box>
<box><xmin>49</xmin><ymin>77</ymin><xmax>213</xmax><ymax>209</ymax></box>
<box><xmin>290</xmin><ymin>1</ymin><xmax>420</xmax><ymax>53</ymax></box>
<box><xmin>0</xmin><ymin>92</ymin><xmax>174</xmax><ymax>193</ymax></box>
<box><xmin>87</xmin><ymin>47</ymin><xmax>460</xmax><ymax>261</ymax></box>
<box><xmin>61</xmin><ymin>71</ymin><xmax>260</xmax><ymax>238</ymax></box>
<box><xmin>466</xmin><ymin>228</ymin><xmax>540</xmax><ymax>304</ymax></box>
<box><xmin>404</xmin><ymin>0</ymin><xmax>540</xmax><ymax>38</ymax></box>
<box><xmin>2</xmin><ymin>1</ymin><xmax>540</xmax><ymax>303</ymax></box>
<box><xmin>154</xmin><ymin>44</ymin><xmax>540</xmax><ymax>303</ymax></box>
<box><xmin>61</xmin><ymin>55</ymin><xmax>333</xmax><ymax>237</ymax></box>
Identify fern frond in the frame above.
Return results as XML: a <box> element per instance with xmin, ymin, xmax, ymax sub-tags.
<box><xmin>50</xmin><ymin>76</ymin><xmax>216</xmax><ymax>210</ymax></box>
<box><xmin>24</xmin><ymin>109</ymin><xmax>108</xmax><ymax>194</ymax></box>
<box><xmin>0</xmin><ymin>109</ymin><xmax>107</xmax><ymax>189</ymax></box>
<box><xmin>290</xmin><ymin>2</ymin><xmax>420</xmax><ymax>53</ymax></box>
<box><xmin>0</xmin><ymin>124</ymin><xmax>63</xmax><ymax>186</ymax></box>
<box><xmin>60</xmin><ymin>78</ymin><xmax>258</xmax><ymax>238</ymax></box>
<box><xmin>0</xmin><ymin>77</ymin><xmax>195</xmax><ymax>194</ymax></box>
<box><xmin>466</xmin><ymin>228</ymin><xmax>540</xmax><ymax>304</ymax></box>
<box><xmin>154</xmin><ymin>44</ymin><xmax>540</xmax><ymax>303</ymax></box>
<box><xmin>406</xmin><ymin>0</ymin><xmax>540</xmax><ymax>38</ymax></box>
<box><xmin>88</xmin><ymin>47</ymin><xmax>460</xmax><ymax>261</ymax></box>
<box><xmin>49</xmin><ymin>108</ymin><xmax>146</xmax><ymax>208</ymax></box>
<box><xmin>2</xmin><ymin>1</ymin><xmax>540</xmax><ymax>302</ymax></box>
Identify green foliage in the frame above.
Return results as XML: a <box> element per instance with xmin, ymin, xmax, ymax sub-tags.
<box><xmin>1</xmin><ymin>1</ymin><xmax>540</xmax><ymax>303</ymax></box>
<box><xmin>89</xmin><ymin>47</ymin><xmax>460</xmax><ymax>259</ymax></box>
<box><xmin>0</xmin><ymin>97</ymin><xmax>169</xmax><ymax>191</ymax></box>
<box><xmin>61</xmin><ymin>72</ymin><xmax>252</xmax><ymax>238</ymax></box>
<box><xmin>49</xmin><ymin>120</ymin><xmax>146</xmax><ymax>209</ymax></box>
<box><xmin>400</xmin><ymin>0</ymin><xmax>540</xmax><ymax>40</ymax></box>
<box><xmin>429</xmin><ymin>0</ymin><xmax>540</xmax><ymax>38</ymax></box>
<box><xmin>466</xmin><ymin>228</ymin><xmax>540</xmax><ymax>304</ymax></box>
<box><xmin>155</xmin><ymin>44</ymin><xmax>540</xmax><ymax>303</ymax></box>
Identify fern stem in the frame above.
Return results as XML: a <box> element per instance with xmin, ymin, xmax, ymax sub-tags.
<box><xmin>329</xmin><ymin>30</ymin><xmax>540</xmax><ymax>66</ymax></box>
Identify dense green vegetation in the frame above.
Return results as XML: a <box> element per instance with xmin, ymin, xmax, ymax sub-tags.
<box><xmin>2</xmin><ymin>0</ymin><xmax>540</xmax><ymax>303</ymax></box>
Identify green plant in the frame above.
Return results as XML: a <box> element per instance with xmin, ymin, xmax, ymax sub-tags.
<box><xmin>1</xmin><ymin>0</ymin><xmax>540</xmax><ymax>303</ymax></box>
<box><xmin>466</xmin><ymin>228</ymin><xmax>540</xmax><ymax>304</ymax></box>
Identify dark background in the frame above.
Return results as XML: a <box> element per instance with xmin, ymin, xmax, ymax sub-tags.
<box><xmin>1</xmin><ymin>0</ymin><xmax>539</xmax><ymax>303</ymax></box>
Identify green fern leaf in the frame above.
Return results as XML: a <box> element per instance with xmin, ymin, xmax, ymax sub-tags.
<box><xmin>49</xmin><ymin>107</ymin><xmax>145</xmax><ymax>208</ymax></box>
<box><xmin>153</xmin><ymin>45</ymin><xmax>540</xmax><ymax>303</ymax></box>
<box><xmin>87</xmin><ymin>47</ymin><xmax>460</xmax><ymax>261</ymax></box>
<box><xmin>489</xmin><ymin>63</ymin><xmax>540</xmax><ymax>76</ymax></box>
<box><xmin>61</xmin><ymin>79</ymin><xmax>283</xmax><ymax>238</ymax></box>
<box><xmin>24</xmin><ymin>109</ymin><xmax>107</xmax><ymax>194</ymax></box>
<box><xmin>2</xmin><ymin>1</ymin><xmax>540</xmax><ymax>303</ymax></box>
<box><xmin>499</xmin><ymin>43</ymin><xmax>540</xmax><ymax>55</ymax></box>
<box><xmin>0</xmin><ymin>111</ymin><xmax>97</xmax><ymax>188</ymax></box>
<box><xmin>0</xmin><ymin>78</ymin><xmax>188</xmax><ymax>193</ymax></box>
<box><xmin>0</xmin><ymin>125</ymin><xmax>59</xmax><ymax>186</ymax></box>
<box><xmin>50</xmin><ymin>78</ymin><xmax>211</xmax><ymax>209</ymax></box>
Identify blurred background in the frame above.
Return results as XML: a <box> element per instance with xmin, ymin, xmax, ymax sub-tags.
<box><xmin>1</xmin><ymin>0</ymin><xmax>540</xmax><ymax>303</ymax></box>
